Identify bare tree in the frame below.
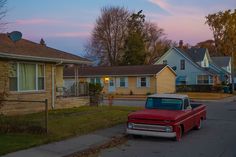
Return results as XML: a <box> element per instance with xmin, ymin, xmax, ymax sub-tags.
<box><xmin>85</xmin><ymin>6</ymin><xmax>129</xmax><ymax>66</ymax></box>
<box><xmin>0</xmin><ymin>0</ymin><xmax>7</xmax><ymax>31</ymax></box>
<box><xmin>0</xmin><ymin>0</ymin><xmax>7</xmax><ymax>112</ymax></box>
<box><xmin>143</xmin><ymin>22</ymin><xmax>175</xmax><ymax>64</ymax></box>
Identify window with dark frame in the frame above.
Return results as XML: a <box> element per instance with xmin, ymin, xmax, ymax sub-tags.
<box><xmin>90</xmin><ymin>77</ymin><xmax>101</xmax><ymax>84</ymax></box>
<box><xmin>140</xmin><ymin>77</ymin><xmax>147</xmax><ymax>87</ymax></box>
<box><xmin>120</xmin><ymin>77</ymin><xmax>126</xmax><ymax>87</ymax></box>
<box><xmin>163</xmin><ymin>60</ymin><xmax>167</xmax><ymax>64</ymax></box>
<box><xmin>197</xmin><ymin>75</ymin><xmax>209</xmax><ymax>84</ymax></box>
<box><xmin>180</xmin><ymin>60</ymin><xmax>185</xmax><ymax>70</ymax></box>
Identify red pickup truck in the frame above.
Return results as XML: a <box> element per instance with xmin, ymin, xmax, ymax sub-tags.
<box><xmin>126</xmin><ymin>94</ymin><xmax>206</xmax><ymax>141</ymax></box>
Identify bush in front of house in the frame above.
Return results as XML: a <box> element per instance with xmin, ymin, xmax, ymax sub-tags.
<box><xmin>176</xmin><ymin>85</ymin><xmax>224</xmax><ymax>92</ymax></box>
<box><xmin>89</xmin><ymin>83</ymin><xmax>103</xmax><ymax>106</ymax></box>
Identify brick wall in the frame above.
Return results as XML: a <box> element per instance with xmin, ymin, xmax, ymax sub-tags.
<box><xmin>0</xmin><ymin>61</ymin><xmax>54</xmax><ymax>115</ymax></box>
<box><xmin>0</xmin><ymin>61</ymin><xmax>89</xmax><ymax>115</ymax></box>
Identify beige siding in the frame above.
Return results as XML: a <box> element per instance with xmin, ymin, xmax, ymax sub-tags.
<box><xmin>78</xmin><ymin>76</ymin><xmax>156</xmax><ymax>95</ymax></box>
<box><xmin>76</xmin><ymin>67</ymin><xmax>176</xmax><ymax>95</ymax></box>
<box><xmin>113</xmin><ymin>76</ymin><xmax>156</xmax><ymax>95</ymax></box>
<box><xmin>56</xmin><ymin>65</ymin><xmax>64</xmax><ymax>88</ymax></box>
<box><xmin>156</xmin><ymin>67</ymin><xmax>176</xmax><ymax>94</ymax></box>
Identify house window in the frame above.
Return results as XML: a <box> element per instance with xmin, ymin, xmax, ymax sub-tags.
<box><xmin>90</xmin><ymin>77</ymin><xmax>101</xmax><ymax>84</ymax></box>
<box><xmin>9</xmin><ymin>63</ymin><xmax>17</xmax><ymax>91</ymax></box>
<box><xmin>137</xmin><ymin>77</ymin><xmax>150</xmax><ymax>87</ymax></box>
<box><xmin>38</xmin><ymin>64</ymin><xmax>45</xmax><ymax>90</ymax></box>
<box><xmin>140</xmin><ymin>77</ymin><xmax>147</xmax><ymax>87</ymax></box>
<box><xmin>197</xmin><ymin>75</ymin><xmax>210</xmax><ymax>84</ymax></box>
<box><xmin>9</xmin><ymin>63</ymin><xmax>45</xmax><ymax>91</ymax></box>
<box><xmin>120</xmin><ymin>77</ymin><xmax>126</xmax><ymax>87</ymax></box>
<box><xmin>163</xmin><ymin>60</ymin><xmax>167</xmax><ymax>64</ymax></box>
<box><xmin>180</xmin><ymin>60</ymin><xmax>185</xmax><ymax>70</ymax></box>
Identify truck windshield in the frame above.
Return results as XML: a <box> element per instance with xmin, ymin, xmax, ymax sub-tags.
<box><xmin>146</xmin><ymin>97</ymin><xmax>183</xmax><ymax>110</ymax></box>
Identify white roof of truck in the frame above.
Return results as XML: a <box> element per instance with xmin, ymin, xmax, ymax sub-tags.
<box><xmin>148</xmin><ymin>94</ymin><xmax>188</xmax><ymax>99</ymax></box>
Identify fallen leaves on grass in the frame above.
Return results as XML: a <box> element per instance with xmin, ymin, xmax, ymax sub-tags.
<box><xmin>67</xmin><ymin>135</ymin><xmax>128</xmax><ymax>157</ymax></box>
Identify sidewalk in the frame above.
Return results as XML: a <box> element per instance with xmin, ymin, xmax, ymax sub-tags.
<box><xmin>192</xmin><ymin>95</ymin><xmax>236</xmax><ymax>103</ymax></box>
<box><xmin>2</xmin><ymin>124</ymin><xmax>126</xmax><ymax>157</ymax></box>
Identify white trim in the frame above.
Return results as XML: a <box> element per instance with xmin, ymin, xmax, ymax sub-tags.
<box><xmin>0</xmin><ymin>52</ymin><xmax>92</xmax><ymax>64</ymax></box>
<box><xmin>126</xmin><ymin>129</ymin><xmax>176</xmax><ymax>138</ymax></box>
<box><xmin>17</xmin><ymin>62</ymin><xmax>20</xmax><ymax>91</ymax></box>
<box><xmin>36</xmin><ymin>64</ymin><xmax>38</xmax><ymax>90</ymax></box>
<box><xmin>155</xmin><ymin>47</ymin><xmax>212</xmax><ymax>75</ymax></box>
<box><xmin>156</xmin><ymin>65</ymin><xmax>177</xmax><ymax>76</ymax></box>
<box><xmin>136</xmin><ymin>77</ymin><xmax>141</xmax><ymax>88</ymax></box>
<box><xmin>196</xmin><ymin>74</ymin><xmax>213</xmax><ymax>85</ymax></box>
<box><xmin>52</xmin><ymin>66</ymin><xmax>55</xmax><ymax>108</ymax></box>
<box><xmin>69</xmin><ymin>74</ymin><xmax>154</xmax><ymax>78</ymax></box>
<box><xmin>9</xmin><ymin>62</ymin><xmax>46</xmax><ymax>92</ymax></box>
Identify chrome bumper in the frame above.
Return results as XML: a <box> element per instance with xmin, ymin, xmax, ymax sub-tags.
<box><xmin>126</xmin><ymin>128</ymin><xmax>176</xmax><ymax>138</ymax></box>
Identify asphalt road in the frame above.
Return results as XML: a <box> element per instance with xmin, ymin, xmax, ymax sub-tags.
<box><xmin>99</xmin><ymin>100</ymin><xmax>236</xmax><ymax>157</ymax></box>
<box><xmin>102</xmin><ymin>99</ymin><xmax>146</xmax><ymax>107</ymax></box>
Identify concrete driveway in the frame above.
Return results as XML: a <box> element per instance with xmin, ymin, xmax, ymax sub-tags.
<box><xmin>98</xmin><ymin>100</ymin><xmax>236</xmax><ymax>157</ymax></box>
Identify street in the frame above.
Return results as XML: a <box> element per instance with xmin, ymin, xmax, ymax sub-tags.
<box><xmin>99</xmin><ymin>99</ymin><xmax>236</xmax><ymax>157</ymax></box>
<box><xmin>102</xmin><ymin>99</ymin><xmax>145</xmax><ymax>107</ymax></box>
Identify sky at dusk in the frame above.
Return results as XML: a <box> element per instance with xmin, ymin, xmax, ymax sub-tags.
<box><xmin>4</xmin><ymin>0</ymin><xmax>236</xmax><ymax>56</ymax></box>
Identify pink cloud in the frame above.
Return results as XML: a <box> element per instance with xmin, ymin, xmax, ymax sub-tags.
<box><xmin>146</xmin><ymin>0</ymin><xmax>213</xmax><ymax>45</ymax></box>
<box><xmin>148</xmin><ymin>0</ymin><xmax>171</xmax><ymax>12</ymax></box>
<box><xmin>15</xmin><ymin>18</ymin><xmax>94</xmax><ymax>29</ymax></box>
<box><xmin>53</xmin><ymin>32</ymin><xmax>91</xmax><ymax>38</ymax></box>
<box><xmin>16</xmin><ymin>19</ymin><xmax>62</xmax><ymax>25</ymax></box>
<box><xmin>146</xmin><ymin>12</ymin><xmax>213</xmax><ymax>45</ymax></box>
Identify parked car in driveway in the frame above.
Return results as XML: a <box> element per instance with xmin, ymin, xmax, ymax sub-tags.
<box><xmin>126</xmin><ymin>94</ymin><xmax>206</xmax><ymax>141</ymax></box>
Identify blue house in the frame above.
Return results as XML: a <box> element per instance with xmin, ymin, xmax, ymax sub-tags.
<box><xmin>212</xmin><ymin>56</ymin><xmax>232</xmax><ymax>83</ymax></box>
<box><xmin>155</xmin><ymin>47</ymin><xmax>230</xmax><ymax>85</ymax></box>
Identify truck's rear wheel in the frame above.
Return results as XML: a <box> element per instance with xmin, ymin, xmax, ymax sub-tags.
<box><xmin>195</xmin><ymin>118</ymin><xmax>202</xmax><ymax>130</ymax></box>
<box><xmin>174</xmin><ymin>126</ymin><xmax>182</xmax><ymax>141</ymax></box>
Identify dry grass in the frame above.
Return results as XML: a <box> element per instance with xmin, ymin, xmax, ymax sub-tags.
<box><xmin>178</xmin><ymin>92</ymin><xmax>232</xmax><ymax>100</ymax></box>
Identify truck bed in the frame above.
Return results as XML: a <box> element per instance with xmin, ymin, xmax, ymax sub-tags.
<box><xmin>190</xmin><ymin>103</ymin><xmax>202</xmax><ymax>109</ymax></box>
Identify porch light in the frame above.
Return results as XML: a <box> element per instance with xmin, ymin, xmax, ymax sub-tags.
<box><xmin>105</xmin><ymin>77</ymin><xmax>110</xmax><ymax>83</ymax></box>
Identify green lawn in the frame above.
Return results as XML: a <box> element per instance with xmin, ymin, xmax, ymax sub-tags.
<box><xmin>0</xmin><ymin>106</ymin><xmax>141</xmax><ymax>155</ymax></box>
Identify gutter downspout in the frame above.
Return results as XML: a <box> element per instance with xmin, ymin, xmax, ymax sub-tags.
<box><xmin>155</xmin><ymin>74</ymin><xmax>158</xmax><ymax>94</ymax></box>
<box><xmin>51</xmin><ymin>65</ymin><xmax>55</xmax><ymax>109</ymax></box>
<box><xmin>51</xmin><ymin>61</ymin><xmax>63</xmax><ymax>109</ymax></box>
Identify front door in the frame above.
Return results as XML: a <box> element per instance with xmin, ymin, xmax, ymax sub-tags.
<box><xmin>108</xmin><ymin>78</ymin><xmax>115</xmax><ymax>92</ymax></box>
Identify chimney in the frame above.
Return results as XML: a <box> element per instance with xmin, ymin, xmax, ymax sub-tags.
<box><xmin>40</xmin><ymin>38</ymin><xmax>46</xmax><ymax>46</ymax></box>
<box><xmin>179</xmin><ymin>40</ymin><xmax>183</xmax><ymax>49</ymax></box>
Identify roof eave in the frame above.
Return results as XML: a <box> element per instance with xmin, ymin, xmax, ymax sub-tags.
<box><xmin>0</xmin><ymin>52</ymin><xmax>92</xmax><ymax>65</ymax></box>
<box><xmin>64</xmin><ymin>74</ymin><xmax>155</xmax><ymax>78</ymax></box>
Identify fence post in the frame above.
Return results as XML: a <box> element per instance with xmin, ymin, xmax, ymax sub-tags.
<box><xmin>45</xmin><ymin>99</ymin><xmax>48</xmax><ymax>133</ymax></box>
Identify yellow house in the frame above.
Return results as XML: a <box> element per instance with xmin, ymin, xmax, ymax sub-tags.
<box><xmin>64</xmin><ymin>65</ymin><xmax>176</xmax><ymax>95</ymax></box>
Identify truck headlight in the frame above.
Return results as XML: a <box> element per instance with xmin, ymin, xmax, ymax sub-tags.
<box><xmin>127</xmin><ymin>123</ymin><xmax>134</xmax><ymax>129</ymax></box>
<box><xmin>165</xmin><ymin>126</ymin><xmax>173</xmax><ymax>132</ymax></box>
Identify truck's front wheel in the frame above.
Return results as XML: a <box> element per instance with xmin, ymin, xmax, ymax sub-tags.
<box><xmin>174</xmin><ymin>126</ymin><xmax>182</xmax><ymax>141</ymax></box>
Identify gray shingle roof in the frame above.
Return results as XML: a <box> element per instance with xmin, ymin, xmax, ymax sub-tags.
<box><xmin>211</xmin><ymin>56</ymin><xmax>231</xmax><ymax>67</ymax></box>
<box><xmin>64</xmin><ymin>65</ymin><xmax>175</xmax><ymax>77</ymax></box>
<box><xmin>185</xmin><ymin>48</ymin><xmax>207</xmax><ymax>62</ymax></box>
<box><xmin>0</xmin><ymin>34</ymin><xmax>91</xmax><ymax>64</ymax></box>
